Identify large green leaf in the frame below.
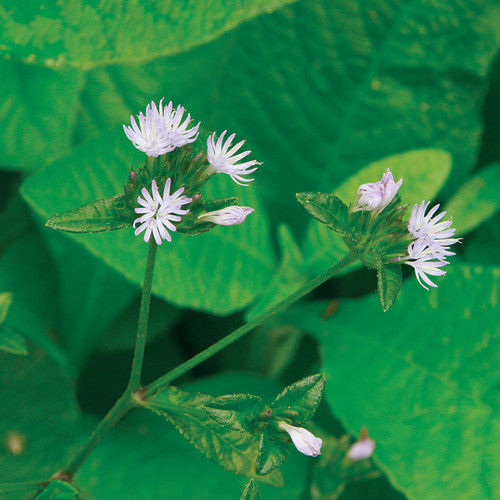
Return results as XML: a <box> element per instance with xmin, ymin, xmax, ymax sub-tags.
<box><xmin>145</xmin><ymin>386</ymin><xmax>282</xmax><ymax>485</ymax></box>
<box><xmin>0</xmin><ymin>60</ymin><xmax>84</xmax><ymax>171</ymax></box>
<box><xmin>444</xmin><ymin>162</ymin><xmax>500</xmax><ymax>236</ymax></box>
<box><xmin>76</xmin><ymin>373</ymin><xmax>310</xmax><ymax>499</ymax></box>
<box><xmin>41</xmin><ymin>231</ymin><xmax>138</xmax><ymax>366</ymax></box>
<box><xmin>0</xmin><ymin>0</ymin><xmax>298</xmax><ymax>69</ymax></box>
<box><xmin>303</xmin><ymin>149</ymin><xmax>452</xmax><ymax>276</ymax></box>
<box><xmin>0</xmin><ymin>347</ymin><xmax>79</xmax><ymax>483</ymax></box>
<box><xmin>286</xmin><ymin>263</ymin><xmax>500</xmax><ymax>499</ymax></box>
<box><xmin>21</xmin><ymin>129</ymin><xmax>276</xmax><ymax>314</ymax></box>
<box><xmin>205</xmin><ymin>0</ymin><xmax>499</xmax><ymax>222</ymax></box>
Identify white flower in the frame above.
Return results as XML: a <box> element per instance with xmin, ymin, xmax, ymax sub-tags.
<box><xmin>123</xmin><ymin>100</ymin><xmax>174</xmax><ymax>157</ymax></box>
<box><xmin>197</xmin><ymin>206</ymin><xmax>254</xmax><ymax>225</ymax></box>
<box><xmin>278</xmin><ymin>421</ymin><xmax>322</xmax><ymax>457</ymax></box>
<box><xmin>352</xmin><ymin>168</ymin><xmax>403</xmax><ymax>214</ymax></box>
<box><xmin>405</xmin><ymin>201</ymin><xmax>460</xmax><ymax>290</ymax></box>
<box><xmin>165</xmin><ymin>104</ymin><xmax>200</xmax><ymax>148</ymax></box>
<box><xmin>207</xmin><ymin>131</ymin><xmax>261</xmax><ymax>186</ymax></box>
<box><xmin>134</xmin><ymin>179</ymin><xmax>192</xmax><ymax>244</ymax></box>
<box><xmin>408</xmin><ymin>201</ymin><xmax>460</xmax><ymax>245</ymax></box>
<box><xmin>347</xmin><ymin>431</ymin><xmax>376</xmax><ymax>461</ymax></box>
<box><xmin>124</xmin><ymin>99</ymin><xmax>199</xmax><ymax>156</ymax></box>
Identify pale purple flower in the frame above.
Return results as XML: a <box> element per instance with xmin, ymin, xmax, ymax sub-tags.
<box><xmin>278</xmin><ymin>421</ymin><xmax>322</xmax><ymax>457</ymax></box>
<box><xmin>165</xmin><ymin>104</ymin><xmax>200</xmax><ymax>148</ymax></box>
<box><xmin>198</xmin><ymin>206</ymin><xmax>254</xmax><ymax>225</ymax></box>
<box><xmin>207</xmin><ymin>131</ymin><xmax>261</xmax><ymax>186</ymax></box>
<box><xmin>134</xmin><ymin>179</ymin><xmax>192</xmax><ymax>244</ymax></box>
<box><xmin>124</xmin><ymin>99</ymin><xmax>199</xmax><ymax>156</ymax></box>
<box><xmin>352</xmin><ymin>168</ymin><xmax>403</xmax><ymax>214</ymax></box>
<box><xmin>405</xmin><ymin>201</ymin><xmax>460</xmax><ymax>290</ymax></box>
<box><xmin>347</xmin><ymin>433</ymin><xmax>376</xmax><ymax>461</ymax></box>
<box><xmin>123</xmin><ymin>99</ymin><xmax>174</xmax><ymax>157</ymax></box>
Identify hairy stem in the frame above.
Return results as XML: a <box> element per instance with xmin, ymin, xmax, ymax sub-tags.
<box><xmin>61</xmin><ymin>240</ymin><xmax>158</xmax><ymax>479</ymax></box>
<box><xmin>128</xmin><ymin>239</ymin><xmax>158</xmax><ymax>390</ymax></box>
<box><xmin>145</xmin><ymin>252</ymin><xmax>355</xmax><ymax>396</ymax></box>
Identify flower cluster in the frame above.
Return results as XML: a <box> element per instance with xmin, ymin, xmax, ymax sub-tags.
<box><xmin>352</xmin><ymin>169</ymin><xmax>459</xmax><ymax>289</ymax></box>
<box><xmin>123</xmin><ymin>99</ymin><xmax>260</xmax><ymax>244</ymax></box>
<box><xmin>405</xmin><ymin>201</ymin><xmax>460</xmax><ymax>289</ymax></box>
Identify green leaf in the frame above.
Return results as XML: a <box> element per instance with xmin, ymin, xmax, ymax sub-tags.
<box><xmin>255</xmin><ymin>429</ymin><xmax>291</xmax><ymax>476</ymax></box>
<box><xmin>376</xmin><ymin>263</ymin><xmax>402</xmax><ymax>312</ymax></box>
<box><xmin>22</xmin><ymin>129</ymin><xmax>276</xmax><ymax>314</ymax></box>
<box><xmin>0</xmin><ymin>347</ymin><xmax>79</xmax><ymax>483</ymax></box>
<box><xmin>46</xmin><ymin>194</ymin><xmax>133</xmax><ymax>233</ymax></box>
<box><xmin>303</xmin><ymin>149</ymin><xmax>452</xmax><ymax>276</ymax></box>
<box><xmin>41</xmin><ymin>231</ymin><xmax>138</xmax><ymax>365</ymax></box>
<box><xmin>286</xmin><ymin>263</ymin><xmax>500</xmax><ymax>499</ymax></box>
<box><xmin>0</xmin><ymin>0</ymin><xmax>299</xmax><ymax>69</ymax></box>
<box><xmin>0</xmin><ymin>325</ymin><xmax>28</xmax><ymax>356</ymax></box>
<box><xmin>272</xmin><ymin>374</ymin><xmax>326</xmax><ymax>425</ymax></box>
<box><xmin>444</xmin><ymin>163</ymin><xmax>500</xmax><ymax>236</ymax></box>
<box><xmin>0</xmin><ymin>291</ymin><xmax>12</xmax><ymax>324</ymax></box>
<box><xmin>0</xmin><ymin>60</ymin><xmax>84</xmax><ymax>171</ymax></box>
<box><xmin>98</xmin><ymin>295</ymin><xmax>181</xmax><ymax>352</ymax></box>
<box><xmin>240</xmin><ymin>479</ymin><xmax>260</xmax><ymax>500</ymax></box>
<box><xmin>0</xmin><ymin>230</ymin><xmax>66</xmax><ymax>367</ymax></box>
<box><xmin>35</xmin><ymin>481</ymin><xmax>79</xmax><ymax>500</ymax></box>
<box><xmin>144</xmin><ymin>386</ymin><xmax>282</xmax><ymax>486</ymax></box>
<box><xmin>206</xmin><ymin>394</ymin><xmax>264</xmax><ymax>433</ymax></box>
<box><xmin>296</xmin><ymin>193</ymin><xmax>350</xmax><ymax>235</ymax></box>
<box><xmin>208</xmin><ymin>0</ymin><xmax>499</xmax><ymax>221</ymax></box>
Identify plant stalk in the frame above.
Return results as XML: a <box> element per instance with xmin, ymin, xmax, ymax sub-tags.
<box><xmin>61</xmin><ymin>239</ymin><xmax>158</xmax><ymax>479</ymax></box>
<box><xmin>145</xmin><ymin>252</ymin><xmax>355</xmax><ymax>396</ymax></box>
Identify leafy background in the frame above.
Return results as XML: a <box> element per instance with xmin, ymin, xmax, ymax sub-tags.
<box><xmin>1</xmin><ymin>0</ymin><xmax>499</xmax><ymax>499</ymax></box>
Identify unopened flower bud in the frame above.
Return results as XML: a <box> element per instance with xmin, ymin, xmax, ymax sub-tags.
<box><xmin>198</xmin><ymin>206</ymin><xmax>254</xmax><ymax>226</ymax></box>
<box><xmin>347</xmin><ymin>428</ymin><xmax>375</xmax><ymax>460</ymax></box>
<box><xmin>278</xmin><ymin>421</ymin><xmax>322</xmax><ymax>457</ymax></box>
<box><xmin>353</xmin><ymin>168</ymin><xmax>402</xmax><ymax>214</ymax></box>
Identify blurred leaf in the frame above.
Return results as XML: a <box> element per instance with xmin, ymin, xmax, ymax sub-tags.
<box><xmin>0</xmin><ymin>60</ymin><xmax>84</xmax><ymax>171</ymax></box>
<box><xmin>98</xmin><ymin>295</ymin><xmax>180</xmax><ymax>352</ymax></box>
<box><xmin>464</xmin><ymin>213</ymin><xmax>500</xmax><ymax>265</ymax></box>
<box><xmin>246</xmin><ymin>224</ymin><xmax>307</xmax><ymax>321</ymax></box>
<box><xmin>145</xmin><ymin>386</ymin><xmax>282</xmax><ymax>486</ymax></box>
<box><xmin>77</xmin><ymin>373</ymin><xmax>310</xmax><ymax>499</ymax></box>
<box><xmin>0</xmin><ymin>347</ymin><xmax>79</xmax><ymax>483</ymax></box>
<box><xmin>208</xmin><ymin>0</ymin><xmax>499</xmax><ymax>221</ymax></box>
<box><xmin>0</xmin><ymin>292</ymin><xmax>27</xmax><ymax>355</ymax></box>
<box><xmin>272</xmin><ymin>374</ymin><xmax>326</xmax><ymax>425</ymax></box>
<box><xmin>21</xmin><ymin>129</ymin><xmax>276</xmax><ymax>314</ymax></box>
<box><xmin>303</xmin><ymin>149</ymin><xmax>452</xmax><ymax>276</ymax></box>
<box><xmin>0</xmin><ymin>0</ymin><xmax>298</xmax><ymax>69</ymax></box>
<box><xmin>310</xmin><ymin>435</ymin><xmax>381</xmax><ymax>500</ymax></box>
<box><xmin>286</xmin><ymin>263</ymin><xmax>500</xmax><ymax>499</ymax></box>
<box><xmin>0</xmin><ymin>481</ymin><xmax>41</xmax><ymax>500</ymax></box>
<box><xmin>376</xmin><ymin>263</ymin><xmax>402</xmax><ymax>312</ymax></box>
<box><xmin>35</xmin><ymin>480</ymin><xmax>79</xmax><ymax>500</ymax></box>
<box><xmin>46</xmin><ymin>195</ymin><xmax>133</xmax><ymax>233</ymax></box>
<box><xmin>240</xmin><ymin>479</ymin><xmax>260</xmax><ymax>500</ymax></box>
<box><xmin>0</xmin><ymin>230</ymin><xmax>65</xmax><ymax>367</ymax></box>
<box><xmin>41</xmin><ymin>231</ymin><xmax>138</xmax><ymax>365</ymax></box>
<box><xmin>444</xmin><ymin>163</ymin><xmax>500</xmax><ymax>236</ymax></box>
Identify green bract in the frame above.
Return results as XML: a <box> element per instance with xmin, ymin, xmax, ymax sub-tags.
<box><xmin>297</xmin><ymin>192</ymin><xmax>412</xmax><ymax>311</ymax></box>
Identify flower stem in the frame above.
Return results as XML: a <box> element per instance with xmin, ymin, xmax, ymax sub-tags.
<box><xmin>145</xmin><ymin>253</ymin><xmax>355</xmax><ymax>396</ymax></box>
<box><xmin>63</xmin><ymin>394</ymin><xmax>135</xmax><ymax>480</ymax></box>
<box><xmin>60</xmin><ymin>239</ymin><xmax>158</xmax><ymax>479</ymax></box>
<box><xmin>128</xmin><ymin>239</ymin><xmax>158</xmax><ymax>390</ymax></box>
